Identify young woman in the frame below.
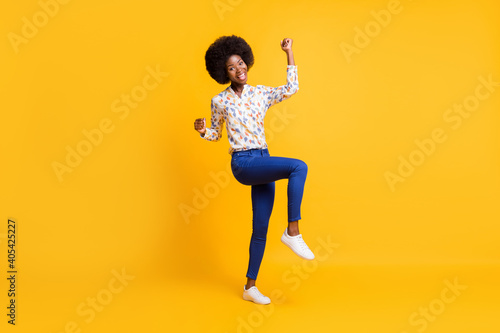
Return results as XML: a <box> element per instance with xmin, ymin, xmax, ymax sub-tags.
<box><xmin>194</xmin><ymin>35</ymin><xmax>314</xmax><ymax>305</ymax></box>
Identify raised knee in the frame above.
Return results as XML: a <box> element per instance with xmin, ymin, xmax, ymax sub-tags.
<box><xmin>296</xmin><ymin>160</ymin><xmax>308</xmax><ymax>175</ymax></box>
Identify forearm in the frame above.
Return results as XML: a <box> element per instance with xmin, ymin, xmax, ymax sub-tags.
<box><xmin>202</xmin><ymin>127</ymin><xmax>222</xmax><ymax>142</ymax></box>
<box><xmin>286</xmin><ymin>50</ymin><xmax>295</xmax><ymax>66</ymax></box>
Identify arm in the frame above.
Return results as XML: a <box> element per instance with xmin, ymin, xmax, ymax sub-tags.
<box><xmin>194</xmin><ymin>99</ymin><xmax>224</xmax><ymax>141</ymax></box>
<box><xmin>263</xmin><ymin>38</ymin><xmax>299</xmax><ymax>109</ymax></box>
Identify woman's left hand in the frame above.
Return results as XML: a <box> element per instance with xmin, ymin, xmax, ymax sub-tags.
<box><xmin>281</xmin><ymin>38</ymin><xmax>293</xmax><ymax>53</ymax></box>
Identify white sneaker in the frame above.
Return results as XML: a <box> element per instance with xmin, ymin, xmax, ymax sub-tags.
<box><xmin>243</xmin><ymin>286</ymin><xmax>271</xmax><ymax>305</ymax></box>
<box><xmin>281</xmin><ymin>228</ymin><xmax>315</xmax><ymax>260</ymax></box>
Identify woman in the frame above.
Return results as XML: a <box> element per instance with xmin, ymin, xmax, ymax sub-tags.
<box><xmin>194</xmin><ymin>35</ymin><xmax>314</xmax><ymax>305</ymax></box>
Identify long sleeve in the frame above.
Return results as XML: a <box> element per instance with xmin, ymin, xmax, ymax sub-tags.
<box><xmin>202</xmin><ymin>98</ymin><xmax>224</xmax><ymax>142</ymax></box>
<box><xmin>262</xmin><ymin>65</ymin><xmax>299</xmax><ymax>109</ymax></box>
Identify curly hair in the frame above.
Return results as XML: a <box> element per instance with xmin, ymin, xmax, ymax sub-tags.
<box><xmin>205</xmin><ymin>35</ymin><xmax>254</xmax><ymax>84</ymax></box>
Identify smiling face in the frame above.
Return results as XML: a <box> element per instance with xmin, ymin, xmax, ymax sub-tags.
<box><xmin>225</xmin><ymin>54</ymin><xmax>248</xmax><ymax>86</ymax></box>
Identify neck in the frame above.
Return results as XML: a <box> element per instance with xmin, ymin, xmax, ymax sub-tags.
<box><xmin>231</xmin><ymin>82</ymin><xmax>245</xmax><ymax>93</ymax></box>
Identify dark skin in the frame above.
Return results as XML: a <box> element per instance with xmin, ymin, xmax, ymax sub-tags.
<box><xmin>194</xmin><ymin>38</ymin><xmax>297</xmax><ymax>290</ymax></box>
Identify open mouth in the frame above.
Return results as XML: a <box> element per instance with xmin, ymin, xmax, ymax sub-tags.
<box><xmin>237</xmin><ymin>72</ymin><xmax>247</xmax><ymax>81</ymax></box>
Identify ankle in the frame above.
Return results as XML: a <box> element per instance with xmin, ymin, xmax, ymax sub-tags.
<box><xmin>246</xmin><ymin>279</ymin><xmax>256</xmax><ymax>290</ymax></box>
<box><xmin>287</xmin><ymin>221</ymin><xmax>300</xmax><ymax>236</ymax></box>
<box><xmin>287</xmin><ymin>227</ymin><xmax>300</xmax><ymax>236</ymax></box>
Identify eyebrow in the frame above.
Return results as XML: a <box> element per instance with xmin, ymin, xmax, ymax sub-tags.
<box><xmin>226</xmin><ymin>59</ymin><xmax>243</xmax><ymax>68</ymax></box>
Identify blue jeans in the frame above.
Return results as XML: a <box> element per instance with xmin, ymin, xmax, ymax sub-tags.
<box><xmin>231</xmin><ymin>148</ymin><xmax>308</xmax><ymax>280</ymax></box>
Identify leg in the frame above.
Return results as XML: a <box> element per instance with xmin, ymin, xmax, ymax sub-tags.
<box><xmin>235</xmin><ymin>155</ymin><xmax>313</xmax><ymax>260</ymax></box>
<box><xmin>246</xmin><ymin>182</ymin><xmax>275</xmax><ymax>286</ymax></box>
<box><xmin>232</xmin><ymin>153</ymin><xmax>308</xmax><ymax>223</ymax></box>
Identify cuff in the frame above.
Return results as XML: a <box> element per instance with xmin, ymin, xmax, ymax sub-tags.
<box><xmin>200</xmin><ymin>129</ymin><xmax>211</xmax><ymax>139</ymax></box>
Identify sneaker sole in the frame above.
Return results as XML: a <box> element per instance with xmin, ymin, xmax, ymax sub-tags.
<box><xmin>243</xmin><ymin>295</ymin><xmax>271</xmax><ymax>305</ymax></box>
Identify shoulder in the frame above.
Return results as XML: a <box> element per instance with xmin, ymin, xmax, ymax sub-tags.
<box><xmin>255</xmin><ymin>84</ymin><xmax>272</xmax><ymax>94</ymax></box>
<box><xmin>244</xmin><ymin>84</ymin><xmax>257</xmax><ymax>94</ymax></box>
<box><xmin>211</xmin><ymin>87</ymin><xmax>233</xmax><ymax>110</ymax></box>
<box><xmin>212</xmin><ymin>87</ymin><xmax>229</xmax><ymax>103</ymax></box>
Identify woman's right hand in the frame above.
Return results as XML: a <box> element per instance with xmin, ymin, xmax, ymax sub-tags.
<box><xmin>194</xmin><ymin>117</ymin><xmax>206</xmax><ymax>136</ymax></box>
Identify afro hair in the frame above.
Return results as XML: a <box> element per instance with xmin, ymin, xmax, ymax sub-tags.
<box><xmin>205</xmin><ymin>35</ymin><xmax>254</xmax><ymax>84</ymax></box>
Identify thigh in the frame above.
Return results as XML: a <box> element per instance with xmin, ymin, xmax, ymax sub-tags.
<box><xmin>232</xmin><ymin>155</ymin><xmax>304</xmax><ymax>186</ymax></box>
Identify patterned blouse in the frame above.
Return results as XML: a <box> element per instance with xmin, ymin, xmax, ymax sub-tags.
<box><xmin>202</xmin><ymin>65</ymin><xmax>299</xmax><ymax>154</ymax></box>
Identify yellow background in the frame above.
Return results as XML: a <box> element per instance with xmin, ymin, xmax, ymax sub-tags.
<box><xmin>1</xmin><ymin>0</ymin><xmax>499</xmax><ymax>332</ymax></box>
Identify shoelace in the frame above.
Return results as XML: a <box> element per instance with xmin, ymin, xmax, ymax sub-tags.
<box><xmin>251</xmin><ymin>288</ymin><xmax>267</xmax><ymax>300</ymax></box>
<box><xmin>296</xmin><ymin>235</ymin><xmax>310</xmax><ymax>252</ymax></box>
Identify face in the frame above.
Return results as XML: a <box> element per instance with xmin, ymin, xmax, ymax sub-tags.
<box><xmin>225</xmin><ymin>55</ymin><xmax>248</xmax><ymax>85</ymax></box>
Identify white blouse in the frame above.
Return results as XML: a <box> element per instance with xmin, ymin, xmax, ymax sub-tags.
<box><xmin>202</xmin><ymin>65</ymin><xmax>299</xmax><ymax>154</ymax></box>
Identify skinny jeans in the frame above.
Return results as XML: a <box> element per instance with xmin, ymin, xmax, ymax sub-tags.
<box><xmin>231</xmin><ymin>148</ymin><xmax>308</xmax><ymax>280</ymax></box>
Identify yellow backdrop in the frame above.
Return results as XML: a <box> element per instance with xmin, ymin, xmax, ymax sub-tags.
<box><xmin>1</xmin><ymin>0</ymin><xmax>499</xmax><ymax>332</ymax></box>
